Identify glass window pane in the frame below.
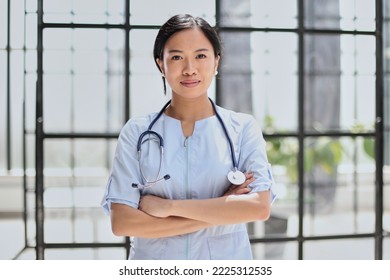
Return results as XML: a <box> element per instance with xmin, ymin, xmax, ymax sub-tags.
<box><xmin>264</xmin><ymin>137</ymin><xmax>299</xmax><ymax>237</ymax></box>
<box><xmin>43</xmin><ymin>29</ymin><xmax>125</xmax><ymax>133</ymax></box>
<box><xmin>44</xmin><ymin>139</ymin><xmax>116</xmax><ymax>172</ymax></box>
<box><xmin>0</xmin><ymin>0</ymin><xmax>7</xmax><ymax>49</ymax></box>
<box><xmin>130</xmin><ymin>30</ymin><xmax>158</xmax><ymax>75</ymax></box>
<box><xmin>73</xmin><ymin>74</ymin><xmax>108</xmax><ymax>132</ymax></box>
<box><xmin>304</xmin><ymin>34</ymin><xmax>341</xmax><ymax>132</ymax></box>
<box><xmin>43</xmin><ymin>74</ymin><xmax>72</xmax><ymax>132</ymax></box>
<box><xmin>44</xmin><ymin>248</ymin><xmax>125</xmax><ymax>260</ymax></box>
<box><xmin>25</xmin><ymin>50</ymin><xmax>36</xmax><ymax>73</ymax></box>
<box><xmin>341</xmin><ymin>35</ymin><xmax>375</xmax><ymax>76</ymax></box>
<box><xmin>385</xmin><ymin>20</ymin><xmax>390</xmax><ymax>73</ymax></box>
<box><xmin>340</xmin><ymin>35</ymin><xmax>376</xmax><ymax>131</ymax></box>
<box><xmin>386</xmin><ymin>75</ymin><xmax>390</xmax><ymax>165</ymax></box>
<box><xmin>385</xmin><ymin>237</ymin><xmax>390</xmax><ymax>260</ymax></box>
<box><xmin>304</xmin><ymin>239</ymin><xmax>375</xmax><ymax>259</ymax></box>
<box><xmin>43</xmin><ymin>28</ymin><xmax>72</xmax><ymax>49</ymax></box>
<box><xmin>340</xmin><ymin>0</ymin><xmax>375</xmax><ymax>31</ymax></box>
<box><xmin>304</xmin><ymin>137</ymin><xmax>376</xmax><ymax>236</ymax></box>
<box><xmin>25</xmin><ymin>0</ymin><xmax>36</xmax><ymax>13</ymax></box>
<box><xmin>10</xmin><ymin>0</ymin><xmax>24</xmax><ymax>49</ymax></box>
<box><xmin>10</xmin><ymin>51</ymin><xmax>24</xmax><ymax>170</ymax></box>
<box><xmin>304</xmin><ymin>0</ymin><xmax>375</xmax><ymax>31</ymax></box>
<box><xmin>25</xmin><ymin>13</ymin><xmax>37</xmax><ymax>49</ymax></box>
<box><xmin>220</xmin><ymin>0</ymin><xmax>297</xmax><ymax>28</ymax></box>
<box><xmin>218</xmin><ymin>31</ymin><xmax>252</xmax><ymax>112</ymax></box>
<box><xmin>44</xmin><ymin>28</ymin><xmax>124</xmax><ymax>51</ymax></box>
<box><xmin>25</xmin><ymin>74</ymin><xmax>37</xmax><ymax>133</ymax></box>
<box><xmin>42</xmin><ymin>141</ymin><xmax>118</xmax><ymax>246</ymax></box>
<box><xmin>43</xmin><ymin>0</ymin><xmax>124</xmax><ymax>24</ymax></box>
<box><xmin>42</xmin><ymin>208</ymin><xmax>121</xmax><ymax>244</ymax></box>
<box><xmin>44</xmin><ymin>50</ymin><xmax>72</xmax><ymax>73</ymax></box>
<box><xmin>73</xmin><ymin>29</ymin><xmax>111</xmax><ymax>50</ymax></box>
<box><xmin>251</xmin><ymin>241</ymin><xmax>298</xmax><ymax>260</ymax></box>
<box><xmin>26</xmin><ymin>191</ymin><xmax>36</xmax><ymax>246</ymax></box>
<box><xmin>385</xmin><ymin>180</ymin><xmax>390</xmax><ymax>255</ymax></box>
<box><xmin>44</xmin><ymin>140</ymin><xmax>71</xmax><ymax>170</ymax></box>
<box><xmin>43</xmin><ymin>209</ymin><xmax>119</xmax><ymax>244</ymax></box>
<box><xmin>340</xmin><ymin>74</ymin><xmax>376</xmax><ymax>131</ymax></box>
<box><xmin>0</xmin><ymin>218</ymin><xmax>25</xmax><ymax>259</ymax></box>
<box><xmin>130</xmin><ymin>29</ymin><xmax>171</xmax><ymax>116</ymax></box>
<box><xmin>25</xmin><ymin>134</ymin><xmax>35</xmax><ymax>174</ymax></box>
<box><xmin>0</xmin><ymin>51</ymin><xmax>6</xmax><ymax>171</ymax></box>
<box><xmin>130</xmin><ymin>0</ymin><xmax>215</xmax><ymax>26</ymax></box>
<box><xmin>251</xmin><ymin>32</ymin><xmax>298</xmax><ymax>131</ymax></box>
<box><xmin>73</xmin><ymin>139</ymin><xmax>113</xmax><ymax>173</ymax></box>
<box><xmin>106</xmin><ymin>74</ymin><xmax>125</xmax><ymax>132</ymax></box>
<box><xmin>305</xmin><ymin>34</ymin><xmax>376</xmax><ymax>132</ymax></box>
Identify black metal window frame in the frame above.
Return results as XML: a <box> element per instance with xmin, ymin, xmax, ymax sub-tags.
<box><xmin>27</xmin><ymin>0</ymin><xmax>385</xmax><ymax>259</ymax></box>
<box><xmin>215</xmin><ymin>0</ymin><xmax>385</xmax><ymax>260</ymax></box>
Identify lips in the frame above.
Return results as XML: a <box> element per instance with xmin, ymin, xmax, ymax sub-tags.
<box><xmin>180</xmin><ymin>79</ymin><xmax>201</xmax><ymax>88</ymax></box>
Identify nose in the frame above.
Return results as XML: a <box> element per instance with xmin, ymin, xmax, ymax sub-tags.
<box><xmin>182</xmin><ymin>59</ymin><xmax>197</xmax><ymax>76</ymax></box>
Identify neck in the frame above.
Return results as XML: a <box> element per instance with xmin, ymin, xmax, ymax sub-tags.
<box><xmin>166</xmin><ymin>96</ymin><xmax>214</xmax><ymax>122</ymax></box>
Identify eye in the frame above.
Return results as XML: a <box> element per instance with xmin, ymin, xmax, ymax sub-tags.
<box><xmin>171</xmin><ymin>55</ymin><xmax>182</xmax><ymax>60</ymax></box>
<box><xmin>196</xmin><ymin>54</ymin><xmax>207</xmax><ymax>59</ymax></box>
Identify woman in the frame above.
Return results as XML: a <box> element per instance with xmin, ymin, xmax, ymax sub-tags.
<box><xmin>101</xmin><ymin>14</ymin><xmax>275</xmax><ymax>260</ymax></box>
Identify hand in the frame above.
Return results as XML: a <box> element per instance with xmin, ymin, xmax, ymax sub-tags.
<box><xmin>139</xmin><ymin>195</ymin><xmax>172</xmax><ymax>218</ymax></box>
<box><xmin>223</xmin><ymin>172</ymin><xmax>254</xmax><ymax>196</ymax></box>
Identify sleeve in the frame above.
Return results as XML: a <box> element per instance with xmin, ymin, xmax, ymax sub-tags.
<box><xmin>100</xmin><ymin>120</ymin><xmax>143</xmax><ymax>214</ymax></box>
<box><xmin>237</xmin><ymin>115</ymin><xmax>277</xmax><ymax>204</ymax></box>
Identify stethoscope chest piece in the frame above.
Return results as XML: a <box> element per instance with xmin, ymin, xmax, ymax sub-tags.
<box><xmin>227</xmin><ymin>169</ymin><xmax>246</xmax><ymax>185</ymax></box>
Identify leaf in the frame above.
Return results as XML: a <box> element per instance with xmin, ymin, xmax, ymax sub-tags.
<box><xmin>363</xmin><ymin>138</ymin><xmax>375</xmax><ymax>159</ymax></box>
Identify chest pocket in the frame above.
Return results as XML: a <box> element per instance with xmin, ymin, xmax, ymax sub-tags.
<box><xmin>130</xmin><ymin>238</ymin><xmax>169</xmax><ymax>260</ymax></box>
<box><xmin>207</xmin><ymin>231</ymin><xmax>253</xmax><ymax>260</ymax></box>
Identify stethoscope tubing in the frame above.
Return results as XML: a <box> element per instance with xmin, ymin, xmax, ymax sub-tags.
<box><xmin>208</xmin><ymin>98</ymin><xmax>238</xmax><ymax>170</ymax></box>
<box><xmin>134</xmin><ymin>98</ymin><xmax>240</xmax><ymax>188</ymax></box>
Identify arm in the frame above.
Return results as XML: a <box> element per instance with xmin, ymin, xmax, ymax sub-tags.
<box><xmin>111</xmin><ymin>173</ymin><xmax>255</xmax><ymax>238</ymax></box>
<box><xmin>139</xmin><ymin>173</ymin><xmax>270</xmax><ymax>225</ymax></box>
<box><xmin>111</xmin><ymin>203</ymin><xmax>212</xmax><ymax>238</ymax></box>
<box><xmin>139</xmin><ymin>190</ymin><xmax>271</xmax><ymax>226</ymax></box>
<box><xmin>103</xmin><ymin>119</ymin><xmax>210</xmax><ymax>239</ymax></box>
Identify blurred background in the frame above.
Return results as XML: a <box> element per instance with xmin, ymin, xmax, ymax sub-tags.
<box><xmin>0</xmin><ymin>0</ymin><xmax>389</xmax><ymax>260</ymax></box>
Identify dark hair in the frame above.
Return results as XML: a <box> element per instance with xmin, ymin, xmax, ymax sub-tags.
<box><xmin>153</xmin><ymin>14</ymin><xmax>222</xmax><ymax>94</ymax></box>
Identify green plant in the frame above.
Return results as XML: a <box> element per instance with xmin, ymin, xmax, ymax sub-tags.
<box><xmin>351</xmin><ymin>122</ymin><xmax>375</xmax><ymax>160</ymax></box>
<box><xmin>264</xmin><ymin>115</ymin><xmax>344</xmax><ymax>184</ymax></box>
<box><xmin>304</xmin><ymin>138</ymin><xmax>343</xmax><ymax>175</ymax></box>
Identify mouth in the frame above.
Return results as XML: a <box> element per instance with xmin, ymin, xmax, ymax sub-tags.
<box><xmin>180</xmin><ymin>79</ymin><xmax>201</xmax><ymax>88</ymax></box>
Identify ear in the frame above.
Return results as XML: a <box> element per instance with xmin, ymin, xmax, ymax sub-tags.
<box><xmin>156</xmin><ymin>58</ymin><xmax>165</xmax><ymax>76</ymax></box>
<box><xmin>214</xmin><ymin>55</ymin><xmax>220</xmax><ymax>73</ymax></box>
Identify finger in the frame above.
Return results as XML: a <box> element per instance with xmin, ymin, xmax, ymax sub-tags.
<box><xmin>240</xmin><ymin>176</ymin><xmax>255</xmax><ymax>187</ymax></box>
<box><xmin>235</xmin><ymin>187</ymin><xmax>251</xmax><ymax>194</ymax></box>
<box><xmin>227</xmin><ymin>187</ymin><xmax>251</xmax><ymax>196</ymax></box>
<box><xmin>224</xmin><ymin>181</ymin><xmax>251</xmax><ymax>196</ymax></box>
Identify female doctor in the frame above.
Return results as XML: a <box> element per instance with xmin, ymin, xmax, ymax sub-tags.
<box><xmin>101</xmin><ymin>14</ymin><xmax>275</xmax><ymax>260</ymax></box>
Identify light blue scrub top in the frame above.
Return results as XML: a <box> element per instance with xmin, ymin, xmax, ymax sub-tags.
<box><xmin>101</xmin><ymin>104</ymin><xmax>276</xmax><ymax>260</ymax></box>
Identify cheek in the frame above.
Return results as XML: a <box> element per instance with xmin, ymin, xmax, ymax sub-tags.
<box><xmin>203</xmin><ymin>64</ymin><xmax>216</xmax><ymax>77</ymax></box>
<box><xmin>163</xmin><ymin>62</ymin><xmax>180</xmax><ymax>76</ymax></box>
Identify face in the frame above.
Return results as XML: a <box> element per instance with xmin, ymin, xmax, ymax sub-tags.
<box><xmin>157</xmin><ymin>27</ymin><xmax>220</xmax><ymax>100</ymax></box>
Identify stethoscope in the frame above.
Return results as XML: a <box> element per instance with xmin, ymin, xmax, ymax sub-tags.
<box><xmin>131</xmin><ymin>98</ymin><xmax>246</xmax><ymax>189</ymax></box>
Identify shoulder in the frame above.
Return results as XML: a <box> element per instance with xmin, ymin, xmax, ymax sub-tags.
<box><xmin>215</xmin><ymin>106</ymin><xmax>259</xmax><ymax>130</ymax></box>
<box><xmin>119</xmin><ymin>112</ymin><xmax>158</xmax><ymax>139</ymax></box>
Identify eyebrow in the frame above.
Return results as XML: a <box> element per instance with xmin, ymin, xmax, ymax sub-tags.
<box><xmin>167</xmin><ymin>48</ymin><xmax>211</xmax><ymax>53</ymax></box>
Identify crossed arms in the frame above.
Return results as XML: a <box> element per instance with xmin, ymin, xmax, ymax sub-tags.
<box><xmin>110</xmin><ymin>173</ymin><xmax>271</xmax><ymax>238</ymax></box>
